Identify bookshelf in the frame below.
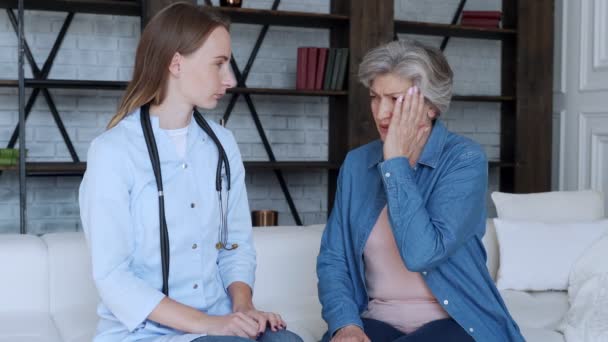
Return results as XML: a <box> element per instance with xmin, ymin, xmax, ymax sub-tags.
<box><xmin>0</xmin><ymin>0</ymin><xmax>553</xmax><ymax>233</ymax></box>
<box><xmin>339</xmin><ymin>0</ymin><xmax>552</xmax><ymax>196</ymax></box>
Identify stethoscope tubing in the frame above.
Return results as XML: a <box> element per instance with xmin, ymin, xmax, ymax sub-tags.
<box><xmin>140</xmin><ymin>103</ymin><xmax>232</xmax><ymax>296</ymax></box>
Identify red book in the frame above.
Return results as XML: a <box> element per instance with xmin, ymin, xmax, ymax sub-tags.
<box><xmin>461</xmin><ymin>10</ymin><xmax>502</xmax><ymax>19</ymax></box>
<box><xmin>315</xmin><ymin>48</ymin><xmax>329</xmax><ymax>90</ymax></box>
<box><xmin>296</xmin><ymin>47</ymin><xmax>308</xmax><ymax>90</ymax></box>
<box><xmin>461</xmin><ymin>18</ymin><xmax>500</xmax><ymax>28</ymax></box>
<box><xmin>305</xmin><ymin>47</ymin><xmax>319</xmax><ymax>90</ymax></box>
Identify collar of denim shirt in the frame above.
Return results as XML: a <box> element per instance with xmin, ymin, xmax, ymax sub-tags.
<box><xmin>367</xmin><ymin>119</ymin><xmax>448</xmax><ymax>170</ymax></box>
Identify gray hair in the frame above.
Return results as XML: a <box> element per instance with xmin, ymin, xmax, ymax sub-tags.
<box><xmin>358</xmin><ymin>39</ymin><xmax>454</xmax><ymax>114</ymax></box>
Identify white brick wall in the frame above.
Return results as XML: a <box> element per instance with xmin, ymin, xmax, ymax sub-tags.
<box><xmin>0</xmin><ymin>0</ymin><xmax>502</xmax><ymax>234</ymax></box>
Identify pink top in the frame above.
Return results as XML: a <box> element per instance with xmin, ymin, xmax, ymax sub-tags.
<box><xmin>361</xmin><ymin>206</ymin><xmax>449</xmax><ymax>333</ymax></box>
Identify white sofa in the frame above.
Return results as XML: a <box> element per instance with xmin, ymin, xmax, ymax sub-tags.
<box><xmin>0</xmin><ymin>221</ymin><xmax>566</xmax><ymax>342</ymax></box>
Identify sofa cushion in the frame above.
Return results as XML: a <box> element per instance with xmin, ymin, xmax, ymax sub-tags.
<box><xmin>494</xmin><ymin>219</ymin><xmax>608</xmax><ymax>291</ymax></box>
<box><xmin>285</xmin><ymin>318</ymin><xmax>327</xmax><ymax>342</ymax></box>
<box><xmin>52</xmin><ymin>309</ymin><xmax>98</xmax><ymax>342</ymax></box>
<box><xmin>0</xmin><ymin>234</ymin><xmax>49</xmax><ymax>313</ymax></box>
<box><xmin>501</xmin><ymin>290</ymin><xmax>569</xmax><ymax>330</ymax></box>
<box><xmin>0</xmin><ymin>312</ymin><xmax>62</xmax><ymax>342</ymax></box>
<box><xmin>519</xmin><ymin>328</ymin><xmax>565</xmax><ymax>342</ymax></box>
<box><xmin>252</xmin><ymin>224</ymin><xmax>325</xmax><ymax>342</ymax></box>
<box><xmin>491</xmin><ymin>190</ymin><xmax>605</xmax><ymax>222</ymax></box>
<box><xmin>482</xmin><ymin>219</ymin><xmax>499</xmax><ymax>281</ymax></box>
<box><xmin>41</xmin><ymin>233</ymin><xmax>98</xmax><ymax>314</ymax></box>
<box><xmin>252</xmin><ymin>225</ymin><xmax>323</xmax><ymax>303</ymax></box>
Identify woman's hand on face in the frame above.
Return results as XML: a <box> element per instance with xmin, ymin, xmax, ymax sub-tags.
<box><xmin>383</xmin><ymin>86</ymin><xmax>433</xmax><ymax>165</ymax></box>
<box><xmin>331</xmin><ymin>325</ymin><xmax>371</xmax><ymax>342</ymax></box>
<box><xmin>203</xmin><ymin>312</ymin><xmax>260</xmax><ymax>339</ymax></box>
<box><xmin>234</xmin><ymin>305</ymin><xmax>287</xmax><ymax>335</ymax></box>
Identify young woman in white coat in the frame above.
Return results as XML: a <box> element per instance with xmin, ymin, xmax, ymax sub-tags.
<box><xmin>79</xmin><ymin>3</ymin><xmax>303</xmax><ymax>342</ymax></box>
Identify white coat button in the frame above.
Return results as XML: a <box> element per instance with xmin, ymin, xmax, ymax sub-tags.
<box><xmin>443</xmin><ymin>299</ymin><xmax>449</xmax><ymax>305</ymax></box>
<box><xmin>422</xmin><ymin>271</ymin><xmax>427</xmax><ymax>276</ymax></box>
<box><xmin>385</xmin><ymin>172</ymin><xmax>391</xmax><ymax>178</ymax></box>
<box><xmin>469</xmin><ymin>328</ymin><xmax>474</xmax><ymax>333</ymax></box>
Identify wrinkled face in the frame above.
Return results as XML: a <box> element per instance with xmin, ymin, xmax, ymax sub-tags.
<box><xmin>171</xmin><ymin>26</ymin><xmax>236</xmax><ymax>109</ymax></box>
<box><xmin>369</xmin><ymin>73</ymin><xmax>437</xmax><ymax>141</ymax></box>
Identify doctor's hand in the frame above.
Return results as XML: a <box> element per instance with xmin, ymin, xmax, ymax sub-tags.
<box><xmin>203</xmin><ymin>312</ymin><xmax>259</xmax><ymax>339</ymax></box>
<box><xmin>383</xmin><ymin>86</ymin><xmax>436</xmax><ymax>166</ymax></box>
<box><xmin>235</xmin><ymin>306</ymin><xmax>287</xmax><ymax>335</ymax></box>
<box><xmin>331</xmin><ymin>325</ymin><xmax>371</xmax><ymax>342</ymax></box>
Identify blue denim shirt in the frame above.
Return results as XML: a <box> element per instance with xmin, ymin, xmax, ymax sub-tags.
<box><xmin>317</xmin><ymin>120</ymin><xmax>524</xmax><ymax>341</ymax></box>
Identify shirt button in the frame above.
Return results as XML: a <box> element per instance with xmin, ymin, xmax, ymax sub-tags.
<box><xmin>443</xmin><ymin>299</ymin><xmax>449</xmax><ymax>305</ymax></box>
<box><xmin>384</xmin><ymin>172</ymin><xmax>391</xmax><ymax>178</ymax></box>
<box><xmin>469</xmin><ymin>328</ymin><xmax>474</xmax><ymax>333</ymax></box>
<box><xmin>193</xmin><ymin>283</ymin><xmax>198</xmax><ymax>289</ymax></box>
<box><xmin>190</xmin><ymin>203</ymin><xmax>196</xmax><ymax>208</ymax></box>
<box><xmin>182</xmin><ymin>163</ymin><xmax>188</xmax><ymax>169</ymax></box>
<box><xmin>192</xmin><ymin>243</ymin><xmax>197</xmax><ymax>249</ymax></box>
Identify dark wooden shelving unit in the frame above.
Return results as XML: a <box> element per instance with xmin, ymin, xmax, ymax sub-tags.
<box><xmin>394</xmin><ymin>20</ymin><xmax>516</xmax><ymax>40</ymax></box>
<box><xmin>0</xmin><ymin>0</ymin><xmax>140</xmax><ymax>16</ymax></box>
<box><xmin>0</xmin><ymin>79</ymin><xmax>513</xmax><ymax>102</ymax></box>
<box><xmin>215</xmin><ymin>6</ymin><xmax>348</xmax><ymax>28</ymax></box>
<box><xmin>338</xmin><ymin>1</ymin><xmax>552</xmax><ymax>201</ymax></box>
<box><xmin>0</xmin><ymin>160</ymin><xmax>508</xmax><ymax>176</ymax></box>
<box><xmin>0</xmin><ymin>79</ymin><xmax>349</xmax><ymax>96</ymax></box>
<box><xmin>0</xmin><ymin>161</ymin><xmax>342</xmax><ymax>177</ymax></box>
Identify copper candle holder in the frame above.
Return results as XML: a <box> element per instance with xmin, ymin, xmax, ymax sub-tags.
<box><xmin>251</xmin><ymin>210</ymin><xmax>278</xmax><ymax>227</ymax></box>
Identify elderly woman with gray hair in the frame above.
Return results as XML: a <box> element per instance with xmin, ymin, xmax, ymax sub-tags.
<box><xmin>316</xmin><ymin>40</ymin><xmax>525</xmax><ymax>342</ymax></box>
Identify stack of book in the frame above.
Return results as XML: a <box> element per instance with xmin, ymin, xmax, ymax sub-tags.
<box><xmin>460</xmin><ymin>11</ymin><xmax>502</xmax><ymax>28</ymax></box>
<box><xmin>0</xmin><ymin>148</ymin><xmax>19</xmax><ymax>166</ymax></box>
<box><xmin>296</xmin><ymin>47</ymin><xmax>349</xmax><ymax>91</ymax></box>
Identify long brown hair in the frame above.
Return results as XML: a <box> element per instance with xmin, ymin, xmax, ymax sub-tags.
<box><xmin>107</xmin><ymin>2</ymin><xmax>230</xmax><ymax>129</ymax></box>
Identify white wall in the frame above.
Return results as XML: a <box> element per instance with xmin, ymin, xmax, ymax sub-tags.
<box><xmin>553</xmin><ymin>0</ymin><xmax>608</xmax><ymax>214</ymax></box>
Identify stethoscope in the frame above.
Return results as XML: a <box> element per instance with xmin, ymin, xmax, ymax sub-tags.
<box><xmin>140</xmin><ymin>103</ymin><xmax>238</xmax><ymax>296</ymax></box>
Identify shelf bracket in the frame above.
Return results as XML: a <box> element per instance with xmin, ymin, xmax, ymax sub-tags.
<box><xmin>4</xmin><ymin>10</ymin><xmax>79</xmax><ymax>162</ymax></box>
<box><xmin>212</xmin><ymin>0</ymin><xmax>304</xmax><ymax>226</ymax></box>
<box><xmin>440</xmin><ymin>0</ymin><xmax>467</xmax><ymax>51</ymax></box>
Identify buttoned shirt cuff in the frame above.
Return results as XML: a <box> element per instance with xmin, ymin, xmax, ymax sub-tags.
<box><xmin>378</xmin><ymin>156</ymin><xmax>416</xmax><ymax>190</ymax></box>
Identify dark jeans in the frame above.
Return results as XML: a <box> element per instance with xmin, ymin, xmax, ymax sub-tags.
<box><xmin>191</xmin><ymin>327</ymin><xmax>303</xmax><ymax>342</ymax></box>
<box><xmin>322</xmin><ymin>318</ymin><xmax>475</xmax><ymax>342</ymax></box>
